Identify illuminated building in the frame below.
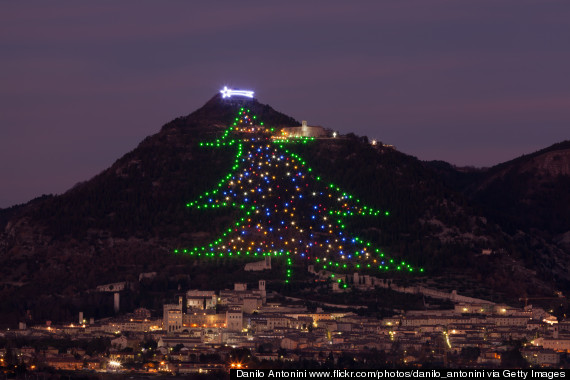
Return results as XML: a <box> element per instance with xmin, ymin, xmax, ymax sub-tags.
<box><xmin>163</xmin><ymin>303</ymin><xmax>183</xmax><ymax>333</ymax></box>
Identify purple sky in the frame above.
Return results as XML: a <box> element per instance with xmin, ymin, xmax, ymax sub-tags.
<box><xmin>1</xmin><ymin>1</ymin><xmax>569</xmax><ymax>208</ymax></box>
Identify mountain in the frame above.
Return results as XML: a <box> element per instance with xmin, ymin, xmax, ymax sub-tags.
<box><xmin>0</xmin><ymin>94</ymin><xmax>568</xmax><ymax>325</ymax></box>
<box><xmin>468</xmin><ymin>141</ymin><xmax>570</xmax><ymax>235</ymax></box>
<box><xmin>425</xmin><ymin>141</ymin><xmax>570</xmax><ymax>293</ymax></box>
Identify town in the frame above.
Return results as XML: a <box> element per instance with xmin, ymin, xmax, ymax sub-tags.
<box><xmin>1</xmin><ymin>260</ymin><xmax>569</xmax><ymax>376</ymax></box>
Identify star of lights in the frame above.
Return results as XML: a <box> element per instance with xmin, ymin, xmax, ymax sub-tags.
<box><xmin>175</xmin><ymin>107</ymin><xmax>423</xmax><ymax>283</ymax></box>
<box><xmin>220</xmin><ymin>86</ymin><xmax>254</xmax><ymax>99</ymax></box>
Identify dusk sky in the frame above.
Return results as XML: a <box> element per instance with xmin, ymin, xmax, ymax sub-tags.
<box><xmin>2</xmin><ymin>1</ymin><xmax>569</xmax><ymax>208</ymax></box>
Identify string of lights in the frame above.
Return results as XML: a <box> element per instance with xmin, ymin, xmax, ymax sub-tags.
<box><xmin>175</xmin><ymin>107</ymin><xmax>422</xmax><ymax>284</ymax></box>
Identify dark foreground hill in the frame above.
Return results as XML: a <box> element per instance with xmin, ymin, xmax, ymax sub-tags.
<box><xmin>0</xmin><ymin>94</ymin><xmax>568</xmax><ymax>325</ymax></box>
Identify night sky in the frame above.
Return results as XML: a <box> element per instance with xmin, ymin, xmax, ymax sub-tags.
<box><xmin>2</xmin><ymin>1</ymin><xmax>569</xmax><ymax>208</ymax></box>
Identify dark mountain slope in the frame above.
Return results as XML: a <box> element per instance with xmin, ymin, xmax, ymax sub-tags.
<box><xmin>426</xmin><ymin>141</ymin><xmax>570</xmax><ymax>247</ymax></box>
<box><xmin>424</xmin><ymin>141</ymin><xmax>570</xmax><ymax>295</ymax></box>
<box><xmin>423</xmin><ymin>161</ymin><xmax>485</xmax><ymax>193</ymax></box>
<box><xmin>468</xmin><ymin>141</ymin><xmax>570</xmax><ymax>235</ymax></box>
<box><xmin>0</xmin><ymin>94</ymin><xmax>566</xmax><ymax>324</ymax></box>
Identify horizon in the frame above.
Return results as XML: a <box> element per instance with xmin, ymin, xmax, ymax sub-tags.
<box><xmin>2</xmin><ymin>1</ymin><xmax>570</xmax><ymax>208</ymax></box>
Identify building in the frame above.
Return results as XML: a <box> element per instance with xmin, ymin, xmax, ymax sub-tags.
<box><xmin>243</xmin><ymin>297</ymin><xmax>261</xmax><ymax>314</ymax></box>
<box><xmin>226</xmin><ymin>308</ymin><xmax>243</xmax><ymax>332</ymax></box>
<box><xmin>163</xmin><ymin>304</ymin><xmax>183</xmax><ymax>333</ymax></box>
<box><xmin>244</xmin><ymin>256</ymin><xmax>271</xmax><ymax>271</ymax></box>
<box><xmin>183</xmin><ymin>310</ymin><xmax>226</xmax><ymax>328</ymax></box>
<box><xmin>280</xmin><ymin>121</ymin><xmax>328</xmax><ymax>138</ymax></box>
<box><xmin>522</xmin><ymin>348</ymin><xmax>560</xmax><ymax>366</ymax></box>
<box><xmin>186</xmin><ymin>290</ymin><xmax>217</xmax><ymax>310</ymax></box>
<box><xmin>44</xmin><ymin>357</ymin><xmax>84</xmax><ymax>371</ymax></box>
<box><xmin>531</xmin><ymin>337</ymin><xmax>570</xmax><ymax>352</ymax></box>
<box><xmin>133</xmin><ymin>308</ymin><xmax>152</xmax><ymax>319</ymax></box>
<box><xmin>157</xmin><ymin>336</ymin><xmax>203</xmax><ymax>349</ymax></box>
<box><xmin>455</xmin><ymin>303</ymin><xmax>494</xmax><ymax>314</ymax></box>
<box><xmin>219</xmin><ymin>281</ymin><xmax>266</xmax><ymax>306</ymax></box>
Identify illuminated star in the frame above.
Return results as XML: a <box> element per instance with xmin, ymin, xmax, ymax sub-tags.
<box><xmin>220</xmin><ymin>86</ymin><xmax>254</xmax><ymax>98</ymax></box>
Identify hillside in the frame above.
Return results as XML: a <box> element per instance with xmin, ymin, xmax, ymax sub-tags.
<box><xmin>427</xmin><ymin>141</ymin><xmax>570</xmax><ymax>235</ymax></box>
<box><xmin>468</xmin><ymin>141</ymin><xmax>570</xmax><ymax>234</ymax></box>
<box><xmin>425</xmin><ymin>141</ymin><xmax>570</xmax><ymax>293</ymax></box>
<box><xmin>0</xmin><ymin>94</ymin><xmax>567</xmax><ymax>325</ymax></box>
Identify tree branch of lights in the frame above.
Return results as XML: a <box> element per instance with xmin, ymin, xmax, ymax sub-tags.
<box><xmin>174</xmin><ymin>107</ymin><xmax>423</xmax><ymax>285</ymax></box>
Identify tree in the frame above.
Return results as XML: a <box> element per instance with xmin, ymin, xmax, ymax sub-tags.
<box><xmin>176</xmin><ymin>107</ymin><xmax>422</xmax><ymax>282</ymax></box>
<box><xmin>501</xmin><ymin>348</ymin><xmax>527</xmax><ymax>368</ymax></box>
<box><xmin>277</xmin><ymin>348</ymin><xmax>287</xmax><ymax>359</ymax></box>
<box><xmin>171</xmin><ymin>343</ymin><xmax>184</xmax><ymax>353</ymax></box>
<box><xmin>325</xmin><ymin>351</ymin><xmax>335</xmax><ymax>368</ymax></box>
<box><xmin>337</xmin><ymin>352</ymin><xmax>357</xmax><ymax>369</ymax></box>
<box><xmin>460</xmin><ymin>346</ymin><xmax>480</xmax><ymax>363</ymax></box>
<box><xmin>4</xmin><ymin>347</ymin><xmax>17</xmax><ymax>366</ymax></box>
<box><xmin>257</xmin><ymin>343</ymin><xmax>273</xmax><ymax>354</ymax></box>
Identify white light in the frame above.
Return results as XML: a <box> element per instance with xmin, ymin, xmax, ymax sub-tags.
<box><xmin>220</xmin><ymin>86</ymin><xmax>254</xmax><ymax>98</ymax></box>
